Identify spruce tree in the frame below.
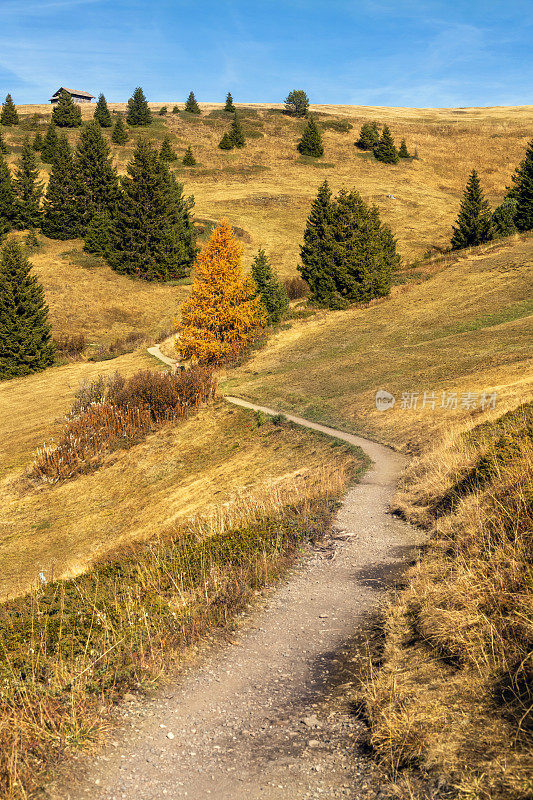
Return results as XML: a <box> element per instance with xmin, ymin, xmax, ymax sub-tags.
<box><xmin>451</xmin><ymin>169</ymin><xmax>494</xmax><ymax>250</ymax></box>
<box><xmin>298</xmin><ymin>180</ymin><xmax>337</xmax><ymax>305</ymax></box>
<box><xmin>126</xmin><ymin>87</ymin><xmax>152</xmax><ymax>126</ymax></box>
<box><xmin>52</xmin><ymin>90</ymin><xmax>82</xmax><ymax>127</ymax></box>
<box><xmin>94</xmin><ymin>93</ymin><xmax>112</xmax><ymax>127</ymax></box>
<box><xmin>0</xmin><ymin>153</ymin><xmax>15</xmax><ymax>239</ymax></box>
<box><xmin>0</xmin><ymin>131</ymin><xmax>8</xmax><ymax>155</ymax></box>
<box><xmin>108</xmin><ymin>138</ymin><xmax>196</xmax><ymax>280</ymax></box>
<box><xmin>159</xmin><ymin>106</ymin><xmax>168</xmax><ymax>116</ymax></box>
<box><xmin>172</xmin><ymin>105</ymin><xmax>179</xmax><ymax>114</ymax></box>
<box><xmin>185</xmin><ymin>91</ymin><xmax>201</xmax><ymax>114</ymax></box>
<box><xmin>25</xmin><ymin>227</ymin><xmax>40</xmax><ymax>250</ymax></box>
<box><xmin>0</xmin><ymin>239</ymin><xmax>55</xmax><ymax>378</ymax></box>
<box><xmin>374</xmin><ymin>125</ymin><xmax>399</xmax><ymax>163</ymax></box>
<box><xmin>41</xmin><ymin>135</ymin><xmax>80</xmax><ymax>239</ymax></box>
<box><xmin>14</xmin><ymin>137</ymin><xmax>43</xmax><ymax>229</ymax></box>
<box><xmin>159</xmin><ymin>135</ymin><xmax>177</xmax><ymax>161</ymax></box>
<box><xmin>111</xmin><ymin>115</ymin><xmax>129</xmax><ymax>145</ymax></box>
<box><xmin>83</xmin><ymin>210</ymin><xmax>112</xmax><ymax>256</ymax></box>
<box><xmin>355</xmin><ymin>122</ymin><xmax>380</xmax><ymax>150</ymax></box>
<box><xmin>182</xmin><ymin>146</ymin><xmax>196</xmax><ymax>166</ymax></box>
<box><xmin>41</xmin><ymin>121</ymin><xmax>59</xmax><ymax>163</ymax></box>
<box><xmin>398</xmin><ymin>139</ymin><xmax>410</xmax><ymax>158</ymax></box>
<box><xmin>492</xmin><ymin>198</ymin><xmax>517</xmax><ymax>237</ymax></box>
<box><xmin>229</xmin><ymin>113</ymin><xmax>246</xmax><ymax>148</ymax></box>
<box><xmin>1</xmin><ymin>94</ymin><xmax>19</xmax><ymax>126</ymax></box>
<box><xmin>299</xmin><ymin>181</ymin><xmax>399</xmax><ymax>307</ymax></box>
<box><xmin>32</xmin><ymin>131</ymin><xmax>44</xmax><ymax>152</ymax></box>
<box><xmin>251</xmin><ymin>249</ymin><xmax>289</xmax><ymax>324</ymax></box>
<box><xmin>509</xmin><ymin>139</ymin><xmax>533</xmax><ymax>232</ymax></box>
<box><xmin>285</xmin><ymin>90</ymin><xmax>309</xmax><ymax>117</ymax></box>
<box><xmin>74</xmin><ymin>121</ymin><xmax>120</xmax><ymax>232</ymax></box>
<box><xmin>297</xmin><ymin>116</ymin><xmax>324</xmax><ymax>157</ymax></box>
<box><xmin>219</xmin><ymin>132</ymin><xmax>234</xmax><ymax>150</ymax></box>
<box><xmin>224</xmin><ymin>92</ymin><xmax>236</xmax><ymax>113</ymax></box>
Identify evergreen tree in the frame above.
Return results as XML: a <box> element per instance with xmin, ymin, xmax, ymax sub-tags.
<box><xmin>218</xmin><ymin>132</ymin><xmax>234</xmax><ymax>150</ymax></box>
<box><xmin>51</xmin><ymin>90</ymin><xmax>82</xmax><ymax>127</ymax></box>
<box><xmin>83</xmin><ymin>210</ymin><xmax>112</xmax><ymax>256</ymax></box>
<box><xmin>182</xmin><ymin>146</ymin><xmax>196</xmax><ymax>166</ymax></box>
<box><xmin>13</xmin><ymin>137</ymin><xmax>43</xmax><ymax>229</ymax></box>
<box><xmin>284</xmin><ymin>90</ymin><xmax>309</xmax><ymax>117</ymax></box>
<box><xmin>492</xmin><ymin>198</ymin><xmax>518</xmax><ymax>237</ymax></box>
<box><xmin>355</xmin><ymin>122</ymin><xmax>380</xmax><ymax>150</ymax></box>
<box><xmin>32</xmin><ymin>131</ymin><xmax>44</xmax><ymax>152</ymax></box>
<box><xmin>185</xmin><ymin>91</ymin><xmax>201</xmax><ymax>114</ymax></box>
<box><xmin>509</xmin><ymin>139</ymin><xmax>533</xmax><ymax>232</ymax></box>
<box><xmin>251</xmin><ymin>248</ymin><xmax>289</xmax><ymax>324</ymax></box>
<box><xmin>373</xmin><ymin>125</ymin><xmax>399</xmax><ymax>163</ymax></box>
<box><xmin>74</xmin><ymin>121</ymin><xmax>120</xmax><ymax>232</ymax></box>
<box><xmin>1</xmin><ymin>94</ymin><xmax>19</xmax><ymax>126</ymax></box>
<box><xmin>398</xmin><ymin>139</ymin><xmax>410</xmax><ymax>158</ymax></box>
<box><xmin>108</xmin><ymin>138</ymin><xmax>196</xmax><ymax>280</ymax></box>
<box><xmin>159</xmin><ymin>106</ymin><xmax>168</xmax><ymax>116</ymax></box>
<box><xmin>177</xmin><ymin>221</ymin><xmax>266</xmax><ymax>362</ymax></box>
<box><xmin>94</xmin><ymin>93</ymin><xmax>112</xmax><ymax>127</ymax></box>
<box><xmin>0</xmin><ymin>239</ymin><xmax>55</xmax><ymax>379</ymax></box>
<box><xmin>111</xmin><ymin>115</ymin><xmax>129</xmax><ymax>145</ymax></box>
<box><xmin>298</xmin><ymin>181</ymin><xmax>337</xmax><ymax>305</ymax></box>
<box><xmin>41</xmin><ymin>135</ymin><xmax>80</xmax><ymax>239</ymax></box>
<box><xmin>25</xmin><ymin>227</ymin><xmax>40</xmax><ymax>250</ymax></box>
<box><xmin>297</xmin><ymin>116</ymin><xmax>324</xmax><ymax>157</ymax></box>
<box><xmin>159</xmin><ymin>135</ymin><xmax>177</xmax><ymax>161</ymax></box>
<box><xmin>299</xmin><ymin>181</ymin><xmax>399</xmax><ymax>307</ymax></box>
<box><xmin>126</xmin><ymin>87</ymin><xmax>152</xmax><ymax>126</ymax></box>
<box><xmin>229</xmin><ymin>113</ymin><xmax>246</xmax><ymax>148</ymax></box>
<box><xmin>224</xmin><ymin>92</ymin><xmax>236</xmax><ymax>113</ymax></box>
<box><xmin>41</xmin><ymin>121</ymin><xmax>59</xmax><ymax>163</ymax></box>
<box><xmin>0</xmin><ymin>153</ymin><xmax>15</xmax><ymax>239</ymax></box>
<box><xmin>451</xmin><ymin>169</ymin><xmax>494</xmax><ymax>250</ymax></box>
<box><xmin>0</xmin><ymin>131</ymin><xmax>8</xmax><ymax>155</ymax></box>
<box><xmin>172</xmin><ymin>105</ymin><xmax>179</xmax><ymax>114</ymax></box>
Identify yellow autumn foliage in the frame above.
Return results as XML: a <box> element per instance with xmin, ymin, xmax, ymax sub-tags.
<box><xmin>176</xmin><ymin>221</ymin><xmax>266</xmax><ymax>363</ymax></box>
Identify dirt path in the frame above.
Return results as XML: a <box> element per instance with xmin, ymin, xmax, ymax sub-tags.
<box><xmin>52</xmin><ymin>395</ymin><xmax>424</xmax><ymax>800</ymax></box>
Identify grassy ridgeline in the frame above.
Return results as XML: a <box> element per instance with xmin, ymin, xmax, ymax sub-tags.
<box><xmin>0</xmin><ymin>491</ymin><xmax>352</xmax><ymax>798</ymax></box>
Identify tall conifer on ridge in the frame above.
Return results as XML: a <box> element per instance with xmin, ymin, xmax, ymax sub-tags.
<box><xmin>451</xmin><ymin>169</ymin><xmax>493</xmax><ymax>250</ymax></box>
<box><xmin>14</xmin><ymin>137</ymin><xmax>43</xmax><ymax>229</ymax></box>
<box><xmin>0</xmin><ymin>94</ymin><xmax>19</xmax><ymax>126</ymax></box>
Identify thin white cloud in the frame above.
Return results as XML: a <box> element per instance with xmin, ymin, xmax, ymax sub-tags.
<box><xmin>0</xmin><ymin>0</ymin><xmax>102</xmax><ymax>17</ymax></box>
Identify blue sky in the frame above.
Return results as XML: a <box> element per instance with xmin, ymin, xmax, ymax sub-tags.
<box><xmin>1</xmin><ymin>0</ymin><xmax>532</xmax><ymax>107</ymax></box>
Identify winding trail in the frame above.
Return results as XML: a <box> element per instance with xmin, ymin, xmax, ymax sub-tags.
<box><xmin>52</xmin><ymin>373</ymin><xmax>424</xmax><ymax>800</ymax></box>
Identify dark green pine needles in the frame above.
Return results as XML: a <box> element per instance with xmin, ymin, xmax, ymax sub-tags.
<box><xmin>297</xmin><ymin>116</ymin><xmax>323</xmax><ymax>157</ymax></box>
<box><xmin>51</xmin><ymin>90</ymin><xmax>82</xmax><ymax>127</ymax></box>
<box><xmin>509</xmin><ymin>138</ymin><xmax>533</xmax><ymax>232</ymax></box>
<box><xmin>111</xmin><ymin>116</ymin><xmax>129</xmax><ymax>145</ymax></box>
<box><xmin>252</xmin><ymin>249</ymin><xmax>289</xmax><ymax>324</ymax></box>
<box><xmin>0</xmin><ymin>153</ymin><xmax>15</xmax><ymax>240</ymax></box>
<box><xmin>182</xmin><ymin>146</ymin><xmax>196</xmax><ymax>166</ymax></box>
<box><xmin>0</xmin><ymin>131</ymin><xmax>9</xmax><ymax>155</ymax></box>
<box><xmin>126</xmin><ymin>87</ymin><xmax>152</xmax><ymax>126</ymax></box>
<box><xmin>224</xmin><ymin>92</ymin><xmax>236</xmax><ymax>113</ymax></box>
<box><xmin>229</xmin><ymin>113</ymin><xmax>246</xmax><ymax>148</ymax></box>
<box><xmin>355</xmin><ymin>122</ymin><xmax>380</xmax><ymax>150</ymax></box>
<box><xmin>185</xmin><ymin>91</ymin><xmax>201</xmax><ymax>114</ymax></box>
<box><xmin>451</xmin><ymin>169</ymin><xmax>493</xmax><ymax>250</ymax></box>
<box><xmin>0</xmin><ymin>239</ymin><xmax>55</xmax><ymax>379</ymax></box>
<box><xmin>74</xmin><ymin>122</ymin><xmax>120</xmax><ymax>233</ymax></box>
<box><xmin>13</xmin><ymin>138</ymin><xmax>43</xmax><ymax>229</ymax></box>
<box><xmin>41</xmin><ymin>135</ymin><xmax>80</xmax><ymax>239</ymax></box>
<box><xmin>373</xmin><ymin>125</ymin><xmax>399</xmax><ymax>163</ymax></box>
<box><xmin>83</xmin><ymin>210</ymin><xmax>112</xmax><ymax>256</ymax></box>
<box><xmin>159</xmin><ymin>136</ymin><xmax>177</xmax><ymax>161</ymax></box>
<box><xmin>299</xmin><ymin>180</ymin><xmax>399</xmax><ymax>307</ymax></box>
<box><xmin>107</xmin><ymin>138</ymin><xmax>197</xmax><ymax>281</ymax></box>
<box><xmin>41</xmin><ymin>121</ymin><xmax>59</xmax><ymax>163</ymax></box>
<box><xmin>0</xmin><ymin>94</ymin><xmax>19</xmax><ymax>126</ymax></box>
<box><xmin>94</xmin><ymin>93</ymin><xmax>113</xmax><ymax>127</ymax></box>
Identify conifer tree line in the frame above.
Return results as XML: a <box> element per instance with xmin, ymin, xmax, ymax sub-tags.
<box><xmin>355</xmin><ymin>121</ymin><xmax>411</xmax><ymax>163</ymax></box>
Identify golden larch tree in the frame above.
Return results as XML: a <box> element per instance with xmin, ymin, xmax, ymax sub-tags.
<box><xmin>176</xmin><ymin>221</ymin><xmax>266</xmax><ymax>362</ymax></box>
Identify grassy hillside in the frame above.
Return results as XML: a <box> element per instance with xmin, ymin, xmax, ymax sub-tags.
<box><xmin>222</xmin><ymin>234</ymin><xmax>533</xmax><ymax>452</ymax></box>
<box><xmin>1</xmin><ymin>101</ymin><xmax>531</xmax><ymax>346</ymax></box>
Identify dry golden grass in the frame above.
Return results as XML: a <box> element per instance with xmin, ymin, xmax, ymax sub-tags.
<box><xmin>222</xmin><ymin>234</ymin><xmax>533</xmax><ymax>452</ymax></box>
<box><xmin>0</xmin><ymin>401</ymin><xmax>361</xmax><ymax>601</ymax></box>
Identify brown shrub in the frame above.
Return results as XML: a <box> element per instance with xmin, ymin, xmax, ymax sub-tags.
<box><xmin>53</xmin><ymin>333</ymin><xmax>86</xmax><ymax>358</ymax></box>
<box><xmin>283</xmin><ymin>276</ymin><xmax>309</xmax><ymax>300</ymax></box>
